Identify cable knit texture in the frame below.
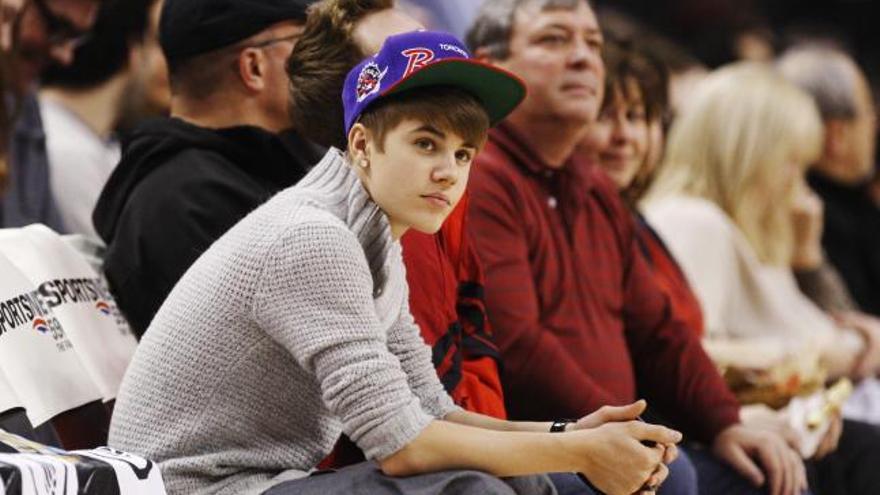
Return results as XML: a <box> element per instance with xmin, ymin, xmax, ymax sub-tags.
<box><xmin>108</xmin><ymin>148</ymin><xmax>459</xmax><ymax>495</ymax></box>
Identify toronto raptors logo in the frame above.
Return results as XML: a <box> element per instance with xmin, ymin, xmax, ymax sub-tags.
<box><xmin>356</xmin><ymin>62</ymin><xmax>388</xmax><ymax>102</ymax></box>
<box><xmin>402</xmin><ymin>48</ymin><xmax>435</xmax><ymax>77</ymax></box>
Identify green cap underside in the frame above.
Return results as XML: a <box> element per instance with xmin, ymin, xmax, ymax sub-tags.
<box><xmin>382</xmin><ymin>60</ymin><xmax>526</xmax><ymax>126</ymax></box>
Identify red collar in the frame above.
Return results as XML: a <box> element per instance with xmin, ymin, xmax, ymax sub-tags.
<box><xmin>488</xmin><ymin>122</ymin><xmax>597</xmax><ymax>195</ymax></box>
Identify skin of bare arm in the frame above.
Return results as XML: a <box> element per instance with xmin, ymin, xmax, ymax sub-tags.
<box><xmin>379</xmin><ymin>401</ymin><xmax>682</xmax><ymax>495</ymax></box>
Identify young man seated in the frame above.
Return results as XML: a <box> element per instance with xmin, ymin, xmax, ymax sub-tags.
<box><xmin>108</xmin><ymin>30</ymin><xmax>682</xmax><ymax>495</ymax></box>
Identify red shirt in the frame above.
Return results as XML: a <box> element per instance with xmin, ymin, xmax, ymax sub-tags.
<box><xmin>467</xmin><ymin>124</ymin><xmax>739</xmax><ymax>442</ymax></box>
<box><xmin>403</xmin><ymin>194</ymin><xmax>507</xmax><ymax>419</ymax></box>
<box><xmin>634</xmin><ymin>213</ymin><xmax>705</xmax><ymax>338</ymax></box>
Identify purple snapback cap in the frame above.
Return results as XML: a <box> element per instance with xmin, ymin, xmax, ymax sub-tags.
<box><xmin>342</xmin><ymin>30</ymin><xmax>526</xmax><ymax>135</ymax></box>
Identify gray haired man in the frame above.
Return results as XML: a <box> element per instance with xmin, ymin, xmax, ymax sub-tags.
<box><xmin>778</xmin><ymin>46</ymin><xmax>880</xmax><ymax>317</ymax></box>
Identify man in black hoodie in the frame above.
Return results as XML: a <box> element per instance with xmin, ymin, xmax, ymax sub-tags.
<box><xmin>93</xmin><ymin>0</ymin><xmax>323</xmax><ymax>337</ymax></box>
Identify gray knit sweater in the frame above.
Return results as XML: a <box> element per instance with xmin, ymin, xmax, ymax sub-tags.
<box><xmin>108</xmin><ymin>149</ymin><xmax>459</xmax><ymax>495</ymax></box>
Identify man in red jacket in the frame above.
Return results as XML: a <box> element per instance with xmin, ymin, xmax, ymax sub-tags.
<box><xmin>465</xmin><ymin>1</ymin><xmax>808</xmax><ymax>495</ymax></box>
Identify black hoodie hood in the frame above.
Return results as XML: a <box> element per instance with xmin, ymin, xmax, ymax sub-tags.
<box><xmin>94</xmin><ymin>117</ymin><xmax>324</xmax><ymax>243</ymax></box>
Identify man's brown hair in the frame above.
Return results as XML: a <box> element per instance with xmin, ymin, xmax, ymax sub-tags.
<box><xmin>358</xmin><ymin>86</ymin><xmax>490</xmax><ymax>152</ymax></box>
<box><xmin>287</xmin><ymin>0</ymin><xmax>392</xmax><ymax>149</ymax></box>
<box><xmin>167</xmin><ymin>45</ymin><xmax>240</xmax><ymax>101</ymax></box>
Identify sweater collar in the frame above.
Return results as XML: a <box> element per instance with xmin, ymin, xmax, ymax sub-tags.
<box><xmin>297</xmin><ymin>148</ymin><xmax>394</xmax><ymax>295</ymax></box>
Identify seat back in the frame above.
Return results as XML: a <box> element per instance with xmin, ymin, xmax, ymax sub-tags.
<box><xmin>0</xmin><ymin>252</ymin><xmax>102</xmax><ymax>427</ymax></box>
<box><xmin>0</xmin><ymin>225</ymin><xmax>137</xmax><ymax>401</ymax></box>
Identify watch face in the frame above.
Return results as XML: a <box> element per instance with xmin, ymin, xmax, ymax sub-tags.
<box><xmin>550</xmin><ymin>420</ymin><xmax>569</xmax><ymax>432</ymax></box>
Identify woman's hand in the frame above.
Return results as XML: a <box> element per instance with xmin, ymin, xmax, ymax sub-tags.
<box><xmin>834</xmin><ymin>311</ymin><xmax>880</xmax><ymax>379</ymax></box>
<box><xmin>790</xmin><ymin>181</ymin><xmax>825</xmax><ymax>270</ymax></box>
<box><xmin>712</xmin><ymin>423</ymin><xmax>807</xmax><ymax>495</ymax></box>
<box><xmin>741</xmin><ymin>403</ymin><xmax>842</xmax><ymax>460</ymax></box>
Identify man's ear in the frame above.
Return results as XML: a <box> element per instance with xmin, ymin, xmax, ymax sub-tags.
<box><xmin>237</xmin><ymin>48</ymin><xmax>266</xmax><ymax>92</ymax></box>
<box><xmin>127</xmin><ymin>44</ymin><xmax>144</xmax><ymax>75</ymax></box>
<box><xmin>473</xmin><ymin>46</ymin><xmax>494</xmax><ymax>64</ymax></box>
<box><xmin>348</xmin><ymin>123</ymin><xmax>372</xmax><ymax>163</ymax></box>
<box><xmin>824</xmin><ymin>119</ymin><xmax>847</xmax><ymax>162</ymax></box>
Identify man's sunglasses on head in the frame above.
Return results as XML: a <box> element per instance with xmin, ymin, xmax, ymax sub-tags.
<box><xmin>29</xmin><ymin>0</ymin><xmax>90</xmax><ymax>48</ymax></box>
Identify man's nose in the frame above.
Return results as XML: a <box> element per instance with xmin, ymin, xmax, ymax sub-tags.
<box><xmin>432</xmin><ymin>156</ymin><xmax>458</xmax><ymax>184</ymax></box>
<box><xmin>569</xmin><ymin>38</ymin><xmax>590</xmax><ymax>68</ymax></box>
<box><xmin>49</xmin><ymin>40</ymin><xmax>76</xmax><ymax>66</ymax></box>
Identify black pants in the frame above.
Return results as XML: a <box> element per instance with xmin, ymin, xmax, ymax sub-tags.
<box><xmin>808</xmin><ymin>419</ymin><xmax>880</xmax><ymax>495</ymax></box>
<box><xmin>0</xmin><ymin>409</ymin><xmax>59</xmax><ymax>447</ymax></box>
<box><xmin>263</xmin><ymin>462</ymin><xmax>556</xmax><ymax>495</ymax></box>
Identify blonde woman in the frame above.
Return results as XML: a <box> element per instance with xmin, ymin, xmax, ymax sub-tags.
<box><xmin>644</xmin><ymin>63</ymin><xmax>864</xmax><ymax>379</ymax></box>
<box><xmin>643</xmin><ymin>62</ymin><xmax>880</xmax><ymax>494</ymax></box>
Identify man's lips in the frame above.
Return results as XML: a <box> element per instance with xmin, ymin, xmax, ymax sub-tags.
<box><xmin>421</xmin><ymin>193</ymin><xmax>451</xmax><ymax>207</ymax></box>
<box><xmin>599</xmin><ymin>152</ymin><xmax>635</xmax><ymax>171</ymax></box>
<box><xmin>561</xmin><ymin>82</ymin><xmax>596</xmax><ymax>95</ymax></box>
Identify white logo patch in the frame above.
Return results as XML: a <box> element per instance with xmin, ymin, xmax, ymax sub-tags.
<box><xmin>356</xmin><ymin>62</ymin><xmax>388</xmax><ymax>102</ymax></box>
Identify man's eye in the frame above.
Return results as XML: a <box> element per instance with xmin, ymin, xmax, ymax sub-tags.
<box><xmin>627</xmin><ymin>109</ymin><xmax>646</xmax><ymax>122</ymax></box>
<box><xmin>415</xmin><ymin>138</ymin><xmax>435</xmax><ymax>151</ymax></box>
<box><xmin>538</xmin><ymin>34</ymin><xmax>568</xmax><ymax>45</ymax></box>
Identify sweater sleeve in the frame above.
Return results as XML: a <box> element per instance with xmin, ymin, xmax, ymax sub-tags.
<box><xmin>794</xmin><ymin>261</ymin><xmax>858</xmax><ymax>313</ymax></box>
<box><xmin>387</xmin><ymin>288</ymin><xmax>460</xmax><ymax>420</ymax></box>
<box><xmin>252</xmin><ymin>220</ymin><xmax>433</xmax><ymax>461</ymax></box>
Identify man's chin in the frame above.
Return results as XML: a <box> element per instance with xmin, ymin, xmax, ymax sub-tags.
<box><xmin>11</xmin><ymin>57</ymin><xmax>44</xmax><ymax>92</ymax></box>
<box><xmin>408</xmin><ymin>219</ymin><xmax>445</xmax><ymax>236</ymax></box>
<box><xmin>551</xmin><ymin>102</ymin><xmax>598</xmax><ymax>127</ymax></box>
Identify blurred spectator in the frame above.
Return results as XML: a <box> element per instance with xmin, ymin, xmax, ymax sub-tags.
<box><xmin>578</xmin><ymin>40</ymin><xmax>710</xmax><ymax>337</ymax></box>
<box><xmin>589</xmin><ymin>37</ymin><xmax>880</xmax><ymax>490</ymax></box>
<box><xmin>646</xmin><ymin>63</ymin><xmax>871</xmax><ymax>385</ymax></box>
<box><xmin>93</xmin><ymin>0</ymin><xmax>323</xmax><ymax>337</ymax></box>
<box><xmin>594</xmin><ymin>0</ymin><xmax>879</xmax><ymax>81</ymax></box>
<box><xmin>644</xmin><ymin>62</ymin><xmax>880</xmax><ymax>494</ymax></box>
<box><xmin>464</xmin><ymin>1</ymin><xmax>810</xmax><ymax>494</ymax></box>
<box><xmin>1</xmin><ymin>0</ymin><xmax>100</xmax><ymax>446</ymax></box>
<box><xmin>5</xmin><ymin>0</ymin><xmax>100</xmax><ymax>90</ymax></box>
<box><xmin>778</xmin><ymin>46</ymin><xmax>880</xmax><ymax>317</ymax></box>
<box><xmin>397</xmin><ymin>0</ymin><xmax>478</xmax><ymax>39</ymax></box>
<box><xmin>2</xmin><ymin>0</ymin><xmax>101</xmax><ymax>231</ymax></box>
<box><xmin>593</xmin><ymin>6</ymin><xmax>707</xmax><ymax>125</ymax></box>
<box><xmin>37</xmin><ymin>0</ymin><xmax>164</xmax><ymax>240</ymax></box>
<box><xmin>114</xmin><ymin>0</ymin><xmax>169</xmax><ymax>136</ymax></box>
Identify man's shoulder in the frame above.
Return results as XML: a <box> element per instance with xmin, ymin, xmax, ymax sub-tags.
<box><xmin>474</xmin><ymin>138</ymin><xmax>520</xmax><ymax>172</ymax></box>
<box><xmin>131</xmin><ymin>148</ymin><xmax>267</xmax><ymax>206</ymax></box>
<box><xmin>147</xmin><ymin>146</ymin><xmax>248</xmax><ymax>181</ymax></box>
<box><xmin>471</xmin><ymin>139</ymin><xmax>532</xmax><ymax>195</ymax></box>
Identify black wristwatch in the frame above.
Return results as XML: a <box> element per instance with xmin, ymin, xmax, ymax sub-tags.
<box><xmin>549</xmin><ymin>420</ymin><xmax>573</xmax><ymax>433</ymax></box>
